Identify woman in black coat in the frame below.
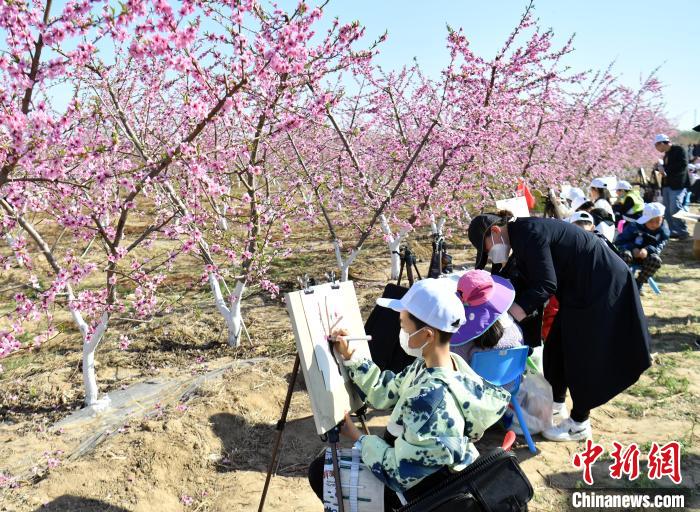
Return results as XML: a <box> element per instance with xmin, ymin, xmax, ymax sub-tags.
<box><xmin>468</xmin><ymin>211</ymin><xmax>651</xmax><ymax>442</ymax></box>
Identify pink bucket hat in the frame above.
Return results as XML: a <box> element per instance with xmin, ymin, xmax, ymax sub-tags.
<box><xmin>451</xmin><ymin>270</ymin><xmax>515</xmax><ymax>346</ymax></box>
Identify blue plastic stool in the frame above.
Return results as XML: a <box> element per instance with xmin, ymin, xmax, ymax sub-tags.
<box><xmin>630</xmin><ymin>265</ymin><xmax>661</xmax><ymax>295</ymax></box>
<box><xmin>470</xmin><ymin>346</ymin><xmax>537</xmax><ymax>453</ymax></box>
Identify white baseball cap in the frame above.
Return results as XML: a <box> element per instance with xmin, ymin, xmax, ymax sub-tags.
<box><xmin>616</xmin><ymin>180</ymin><xmax>632</xmax><ymax>191</ymax></box>
<box><xmin>377</xmin><ymin>278</ymin><xmax>466</xmax><ymax>333</ymax></box>
<box><xmin>590</xmin><ymin>177</ymin><xmax>608</xmax><ymax>189</ymax></box>
<box><xmin>561</xmin><ymin>186</ymin><xmax>585</xmax><ymax>201</ymax></box>
<box><xmin>567</xmin><ymin>211</ymin><xmax>594</xmax><ymax>224</ymax></box>
<box><xmin>571</xmin><ymin>195</ymin><xmax>588</xmax><ymax>212</ymax></box>
<box><xmin>654</xmin><ymin>134</ymin><xmax>670</xmax><ymax>144</ymax></box>
<box><xmin>636</xmin><ymin>202</ymin><xmax>665</xmax><ymax>224</ymax></box>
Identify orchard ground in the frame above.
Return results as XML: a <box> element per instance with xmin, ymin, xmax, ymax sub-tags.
<box><xmin>1</xmin><ymin>213</ymin><xmax>699</xmax><ymax>512</ymax></box>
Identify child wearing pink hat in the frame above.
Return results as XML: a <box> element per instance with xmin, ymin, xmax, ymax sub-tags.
<box><xmin>450</xmin><ymin>270</ymin><xmax>524</xmax><ymax>364</ymax></box>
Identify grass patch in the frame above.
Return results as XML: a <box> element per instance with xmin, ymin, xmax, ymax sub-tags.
<box><xmin>627</xmin><ymin>382</ymin><xmax>661</xmax><ymax>399</ymax></box>
<box><xmin>0</xmin><ymin>353</ymin><xmax>34</xmax><ymax>376</ymax></box>
<box><xmin>624</xmin><ymin>402</ymin><xmax>646</xmax><ymax>419</ymax></box>
<box><xmin>627</xmin><ymin>364</ymin><xmax>690</xmax><ymax>399</ymax></box>
<box><xmin>655</xmin><ymin>369</ymin><xmax>689</xmax><ymax>395</ymax></box>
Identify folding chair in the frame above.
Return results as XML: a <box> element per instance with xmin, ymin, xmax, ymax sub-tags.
<box><xmin>470</xmin><ymin>346</ymin><xmax>537</xmax><ymax>454</ymax></box>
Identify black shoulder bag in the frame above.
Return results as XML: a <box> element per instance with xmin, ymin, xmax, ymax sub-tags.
<box><xmin>396</xmin><ymin>448</ymin><xmax>533</xmax><ymax>512</ymax></box>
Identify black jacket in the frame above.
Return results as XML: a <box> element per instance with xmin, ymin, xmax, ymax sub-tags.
<box><xmin>662</xmin><ymin>145</ymin><xmax>689</xmax><ymax>190</ymax></box>
<box><xmin>505</xmin><ymin>217</ymin><xmax>651</xmax><ymax>410</ymax></box>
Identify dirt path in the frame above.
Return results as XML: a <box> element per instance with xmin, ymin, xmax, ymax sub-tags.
<box><xmin>1</xmin><ymin>219</ymin><xmax>699</xmax><ymax>511</ymax></box>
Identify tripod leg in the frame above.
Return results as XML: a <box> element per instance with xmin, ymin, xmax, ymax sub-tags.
<box><xmin>258</xmin><ymin>354</ymin><xmax>300</xmax><ymax>512</ymax></box>
<box><xmin>359</xmin><ymin>415</ymin><xmax>370</xmax><ymax>435</ymax></box>
<box><xmin>413</xmin><ymin>261</ymin><xmax>422</xmax><ymax>281</ymax></box>
<box><xmin>352</xmin><ymin>405</ymin><xmax>371</xmax><ymax>435</ymax></box>
<box><xmin>330</xmin><ymin>441</ymin><xmax>345</xmax><ymax>512</ymax></box>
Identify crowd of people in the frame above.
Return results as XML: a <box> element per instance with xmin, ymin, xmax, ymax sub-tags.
<box><xmin>306</xmin><ymin>133</ymin><xmax>696</xmax><ymax>510</ymax></box>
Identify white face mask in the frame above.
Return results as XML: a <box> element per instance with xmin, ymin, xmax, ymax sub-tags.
<box><xmin>399</xmin><ymin>327</ymin><xmax>430</xmax><ymax>358</ymax></box>
<box><xmin>488</xmin><ymin>231</ymin><xmax>511</xmax><ymax>264</ymax></box>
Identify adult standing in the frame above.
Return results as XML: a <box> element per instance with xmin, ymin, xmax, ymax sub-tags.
<box><xmin>468</xmin><ymin>212</ymin><xmax>652</xmax><ymax>442</ymax></box>
<box><xmin>654</xmin><ymin>134</ymin><xmax>690</xmax><ymax>239</ymax></box>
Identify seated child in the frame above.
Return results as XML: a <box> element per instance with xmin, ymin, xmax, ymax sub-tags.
<box><xmin>613</xmin><ymin>180</ymin><xmax>644</xmax><ymax>222</ymax></box>
<box><xmin>614</xmin><ymin>202</ymin><xmax>670</xmax><ymax>290</ymax></box>
<box><xmin>575</xmin><ymin>200</ymin><xmax>616</xmax><ymax>242</ymax></box>
<box><xmin>566</xmin><ymin>211</ymin><xmax>595</xmax><ymax>232</ymax></box>
<box><xmin>450</xmin><ymin>270</ymin><xmax>524</xmax><ymax>364</ymax></box>
<box><xmin>308</xmin><ymin>278</ymin><xmax>510</xmax><ymax>510</ymax></box>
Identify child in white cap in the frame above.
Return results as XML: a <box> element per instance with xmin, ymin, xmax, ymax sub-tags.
<box><xmin>613</xmin><ymin>180</ymin><xmax>644</xmax><ymax>222</ymax></box>
<box><xmin>309</xmin><ymin>278</ymin><xmax>510</xmax><ymax>509</ymax></box>
<box><xmin>614</xmin><ymin>202</ymin><xmax>670</xmax><ymax>291</ymax></box>
<box><xmin>589</xmin><ymin>177</ymin><xmax>614</xmax><ymax>217</ymax></box>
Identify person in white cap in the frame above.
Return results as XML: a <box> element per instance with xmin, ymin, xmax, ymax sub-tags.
<box><xmin>614</xmin><ymin>202</ymin><xmax>670</xmax><ymax>291</ymax></box>
<box><xmin>566</xmin><ymin>211</ymin><xmax>595</xmax><ymax>232</ymax></box>
<box><xmin>654</xmin><ymin>134</ymin><xmax>690</xmax><ymax>239</ymax></box>
<box><xmin>572</xmin><ymin>198</ymin><xmax>616</xmax><ymax>242</ymax></box>
<box><xmin>612</xmin><ymin>180</ymin><xmax>644</xmax><ymax>221</ymax></box>
<box><xmin>308</xmin><ymin>278</ymin><xmax>509</xmax><ymax>509</ymax></box>
<box><xmin>545</xmin><ymin>186</ymin><xmax>586</xmax><ymax>219</ymax></box>
<box><xmin>588</xmin><ymin>177</ymin><xmax>614</xmax><ymax>217</ymax></box>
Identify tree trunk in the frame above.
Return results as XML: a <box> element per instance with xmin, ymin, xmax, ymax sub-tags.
<box><xmin>208</xmin><ymin>273</ymin><xmax>245</xmax><ymax>347</ymax></box>
<box><xmin>70</xmin><ymin>308</ymin><xmax>111</xmax><ymax>409</ymax></box>
<box><xmin>380</xmin><ymin>215</ymin><xmax>409</xmax><ymax>280</ymax></box>
<box><xmin>228</xmin><ymin>280</ymin><xmax>245</xmax><ymax>347</ymax></box>
<box><xmin>334</xmin><ymin>240</ymin><xmax>359</xmax><ymax>282</ymax></box>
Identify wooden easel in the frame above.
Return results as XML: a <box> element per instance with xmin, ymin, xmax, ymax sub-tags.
<box><xmin>257</xmin><ymin>276</ymin><xmax>370</xmax><ymax>512</ymax></box>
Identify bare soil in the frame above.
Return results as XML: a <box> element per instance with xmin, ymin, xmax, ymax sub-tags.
<box><xmin>1</xmin><ymin>215</ymin><xmax>699</xmax><ymax>512</ymax></box>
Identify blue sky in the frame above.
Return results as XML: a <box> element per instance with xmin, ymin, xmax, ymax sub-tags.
<box><xmin>11</xmin><ymin>0</ymin><xmax>697</xmax><ymax>129</ymax></box>
<box><xmin>316</xmin><ymin>0</ymin><xmax>699</xmax><ymax>130</ymax></box>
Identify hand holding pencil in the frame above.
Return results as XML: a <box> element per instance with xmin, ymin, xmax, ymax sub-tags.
<box><xmin>328</xmin><ymin>328</ymin><xmax>372</xmax><ymax>361</ymax></box>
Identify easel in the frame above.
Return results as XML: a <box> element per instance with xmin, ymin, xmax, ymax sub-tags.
<box><xmin>396</xmin><ymin>245</ymin><xmax>421</xmax><ymax>286</ymax></box>
<box><xmin>258</xmin><ymin>275</ymin><xmax>370</xmax><ymax>512</ymax></box>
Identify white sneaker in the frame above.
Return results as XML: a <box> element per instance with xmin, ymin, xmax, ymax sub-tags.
<box><xmin>552</xmin><ymin>402</ymin><xmax>569</xmax><ymax>424</ymax></box>
<box><xmin>543</xmin><ymin>417</ymin><xmax>592</xmax><ymax>442</ymax></box>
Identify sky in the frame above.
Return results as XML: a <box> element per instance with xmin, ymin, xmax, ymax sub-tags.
<box><xmin>315</xmin><ymin>0</ymin><xmax>699</xmax><ymax>130</ymax></box>
<box><xmin>8</xmin><ymin>0</ymin><xmax>697</xmax><ymax>129</ymax></box>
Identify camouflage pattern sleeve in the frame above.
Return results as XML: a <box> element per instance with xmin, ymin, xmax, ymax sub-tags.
<box><xmin>359</xmin><ymin>383</ymin><xmax>468</xmax><ymax>492</ymax></box>
<box><xmin>344</xmin><ymin>357</ymin><xmax>417</xmax><ymax>410</ymax></box>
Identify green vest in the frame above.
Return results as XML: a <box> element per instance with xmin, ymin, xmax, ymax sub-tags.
<box><xmin>625</xmin><ymin>190</ymin><xmax>644</xmax><ymax>214</ymax></box>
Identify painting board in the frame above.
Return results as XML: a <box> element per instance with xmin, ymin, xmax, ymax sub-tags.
<box><xmin>285</xmin><ymin>281</ymin><xmax>370</xmax><ymax>435</ymax></box>
<box><xmin>495</xmin><ymin>196</ymin><xmax>530</xmax><ymax>218</ymax></box>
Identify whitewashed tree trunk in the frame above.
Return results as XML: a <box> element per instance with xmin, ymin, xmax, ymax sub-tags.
<box><xmin>333</xmin><ymin>240</ymin><xmax>359</xmax><ymax>282</ymax></box>
<box><xmin>214</xmin><ymin>203</ymin><xmax>229</xmax><ymax>231</ymax></box>
<box><xmin>460</xmin><ymin>205</ymin><xmax>472</xmax><ymax>225</ymax></box>
<box><xmin>228</xmin><ymin>280</ymin><xmax>245</xmax><ymax>345</ymax></box>
<box><xmin>380</xmin><ymin>215</ymin><xmax>410</xmax><ymax>280</ymax></box>
<box><xmin>208</xmin><ymin>273</ymin><xmax>245</xmax><ymax>347</ymax></box>
<box><xmin>430</xmin><ymin>215</ymin><xmax>446</xmax><ymax>235</ymax></box>
<box><xmin>68</xmin><ymin>300</ymin><xmax>111</xmax><ymax>410</ymax></box>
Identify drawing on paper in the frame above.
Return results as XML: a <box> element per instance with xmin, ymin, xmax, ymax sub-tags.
<box><xmin>286</xmin><ymin>281</ymin><xmax>371</xmax><ymax>435</ymax></box>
